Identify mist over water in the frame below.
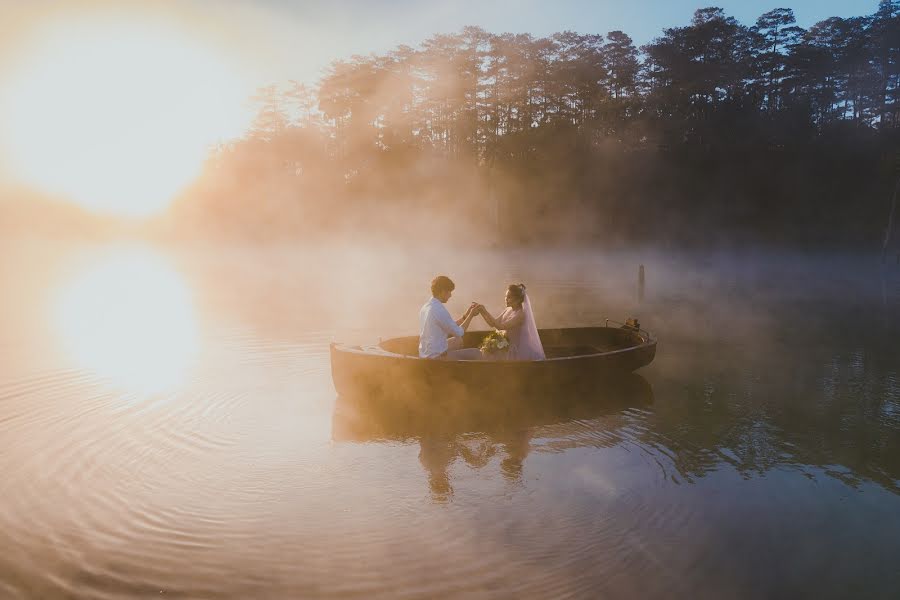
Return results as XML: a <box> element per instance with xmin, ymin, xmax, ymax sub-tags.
<box><xmin>1</xmin><ymin>238</ymin><xmax>899</xmax><ymax>599</ymax></box>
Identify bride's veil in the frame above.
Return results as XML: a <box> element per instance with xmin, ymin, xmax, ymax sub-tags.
<box><xmin>518</xmin><ymin>288</ymin><xmax>546</xmax><ymax>360</ymax></box>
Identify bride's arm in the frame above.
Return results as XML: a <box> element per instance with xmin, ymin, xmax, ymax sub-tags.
<box><xmin>484</xmin><ymin>307</ymin><xmax>525</xmax><ymax>331</ymax></box>
<box><xmin>477</xmin><ymin>306</ymin><xmax>502</xmax><ymax>329</ymax></box>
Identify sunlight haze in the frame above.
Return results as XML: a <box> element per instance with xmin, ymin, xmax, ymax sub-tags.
<box><xmin>0</xmin><ymin>0</ymin><xmax>877</xmax><ymax>218</ymax></box>
<box><xmin>0</xmin><ymin>0</ymin><xmax>899</xmax><ymax>597</ymax></box>
<box><xmin>0</xmin><ymin>5</ymin><xmax>253</xmax><ymax>217</ymax></box>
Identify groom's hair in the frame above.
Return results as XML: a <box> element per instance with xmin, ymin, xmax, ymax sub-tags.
<box><xmin>431</xmin><ymin>275</ymin><xmax>455</xmax><ymax>296</ymax></box>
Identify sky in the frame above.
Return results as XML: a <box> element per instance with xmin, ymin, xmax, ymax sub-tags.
<box><xmin>194</xmin><ymin>0</ymin><xmax>876</xmax><ymax>85</ymax></box>
<box><xmin>0</xmin><ymin>0</ymin><xmax>879</xmax><ymax>90</ymax></box>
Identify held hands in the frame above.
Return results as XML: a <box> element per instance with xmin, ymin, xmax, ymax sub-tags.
<box><xmin>463</xmin><ymin>302</ymin><xmax>487</xmax><ymax>323</ymax></box>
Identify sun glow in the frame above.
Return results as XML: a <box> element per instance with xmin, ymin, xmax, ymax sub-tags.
<box><xmin>0</xmin><ymin>15</ymin><xmax>252</xmax><ymax>217</ymax></box>
<box><xmin>53</xmin><ymin>246</ymin><xmax>199</xmax><ymax>395</ymax></box>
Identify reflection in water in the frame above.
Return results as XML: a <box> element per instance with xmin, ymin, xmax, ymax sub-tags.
<box><xmin>52</xmin><ymin>246</ymin><xmax>198</xmax><ymax>395</ymax></box>
<box><xmin>333</xmin><ymin>375</ymin><xmax>654</xmax><ymax>501</ymax></box>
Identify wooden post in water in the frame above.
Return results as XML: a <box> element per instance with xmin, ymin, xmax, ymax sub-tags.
<box><xmin>638</xmin><ymin>264</ymin><xmax>645</xmax><ymax>303</ymax></box>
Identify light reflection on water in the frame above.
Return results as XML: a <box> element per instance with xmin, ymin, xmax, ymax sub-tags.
<box><xmin>0</xmin><ymin>241</ymin><xmax>898</xmax><ymax>599</ymax></box>
<box><xmin>51</xmin><ymin>245</ymin><xmax>199</xmax><ymax>395</ymax></box>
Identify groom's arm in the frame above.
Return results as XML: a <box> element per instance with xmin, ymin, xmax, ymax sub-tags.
<box><xmin>455</xmin><ymin>303</ymin><xmax>477</xmax><ymax>327</ymax></box>
<box><xmin>438</xmin><ymin>306</ymin><xmax>465</xmax><ymax>338</ymax></box>
<box><xmin>456</xmin><ymin>303</ymin><xmax>484</xmax><ymax>332</ymax></box>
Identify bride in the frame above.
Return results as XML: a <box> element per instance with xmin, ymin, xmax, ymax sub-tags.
<box><xmin>476</xmin><ymin>284</ymin><xmax>545</xmax><ymax>361</ymax></box>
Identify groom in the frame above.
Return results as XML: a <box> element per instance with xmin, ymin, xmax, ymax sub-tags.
<box><xmin>419</xmin><ymin>275</ymin><xmax>480</xmax><ymax>359</ymax></box>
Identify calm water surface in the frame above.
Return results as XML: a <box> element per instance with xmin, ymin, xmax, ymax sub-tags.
<box><xmin>1</xmin><ymin>240</ymin><xmax>899</xmax><ymax>599</ymax></box>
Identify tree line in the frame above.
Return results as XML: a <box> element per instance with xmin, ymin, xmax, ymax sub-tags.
<box><xmin>180</xmin><ymin>2</ymin><xmax>900</xmax><ymax>248</ymax></box>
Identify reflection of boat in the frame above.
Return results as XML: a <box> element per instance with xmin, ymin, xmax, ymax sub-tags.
<box><xmin>332</xmin><ymin>373</ymin><xmax>654</xmax><ymax>443</ymax></box>
<box><xmin>330</xmin><ymin>325</ymin><xmax>657</xmax><ymax>399</ymax></box>
<box><xmin>334</xmin><ymin>373</ymin><xmax>653</xmax><ymax>501</ymax></box>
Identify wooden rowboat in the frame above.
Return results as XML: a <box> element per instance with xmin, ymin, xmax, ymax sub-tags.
<box><xmin>330</xmin><ymin>321</ymin><xmax>657</xmax><ymax>400</ymax></box>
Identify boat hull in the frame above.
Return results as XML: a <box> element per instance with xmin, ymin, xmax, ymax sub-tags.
<box><xmin>330</xmin><ymin>327</ymin><xmax>657</xmax><ymax>400</ymax></box>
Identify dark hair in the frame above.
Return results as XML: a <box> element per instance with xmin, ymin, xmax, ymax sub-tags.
<box><xmin>507</xmin><ymin>283</ymin><xmax>526</xmax><ymax>302</ymax></box>
<box><xmin>431</xmin><ymin>275</ymin><xmax>455</xmax><ymax>296</ymax></box>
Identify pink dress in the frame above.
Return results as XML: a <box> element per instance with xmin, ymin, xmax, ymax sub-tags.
<box><xmin>487</xmin><ymin>294</ymin><xmax>546</xmax><ymax>361</ymax></box>
<box><xmin>494</xmin><ymin>308</ymin><xmax>528</xmax><ymax>360</ymax></box>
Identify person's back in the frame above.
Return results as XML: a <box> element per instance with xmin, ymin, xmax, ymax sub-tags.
<box><xmin>418</xmin><ymin>275</ymin><xmax>479</xmax><ymax>359</ymax></box>
<box><xmin>419</xmin><ymin>276</ymin><xmax>465</xmax><ymax>358</ymax></box>
<box><xmin>419</xmin><ymin>296</ymin><xmax>461</xmax><ymax>358</ymax></box>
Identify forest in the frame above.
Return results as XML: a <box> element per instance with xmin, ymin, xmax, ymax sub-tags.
<box><xmin>173</xmin><ymin>2</ymin><xmax>900</xmax><ymax>249</ymax></box>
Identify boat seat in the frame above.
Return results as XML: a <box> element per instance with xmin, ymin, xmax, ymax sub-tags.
<box><xmin>544</xmin><ymin>345</ymin><xmax>605</xmax><ymax>358</ymax></box>
<box><xmin>364</xmin><ymin>344</ymin><xmax>396</xmax><ymax>355</ymax></box>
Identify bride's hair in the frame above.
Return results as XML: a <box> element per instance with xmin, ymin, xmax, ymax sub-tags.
<box><xmin>507</xmin><ymin>283</ymin><xmax>526</xmax><ymax>303</ymax></box>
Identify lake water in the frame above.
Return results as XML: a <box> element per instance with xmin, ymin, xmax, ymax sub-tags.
<box><xmin>1</xmin><ymin>239</ymin><xmax>899</xmax><ymax>599</ymax></box>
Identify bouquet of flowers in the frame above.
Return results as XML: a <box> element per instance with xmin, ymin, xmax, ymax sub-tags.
<box><xmin>479</xmin><ymin>329</ymin><xmax>509</xmax><ymax>354</ymax></box>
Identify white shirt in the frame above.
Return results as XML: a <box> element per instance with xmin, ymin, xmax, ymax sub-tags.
<box><xmin>419</xmin><ymin>297</ymin><xmax>464</xmax><ymax>358</ymax></box>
